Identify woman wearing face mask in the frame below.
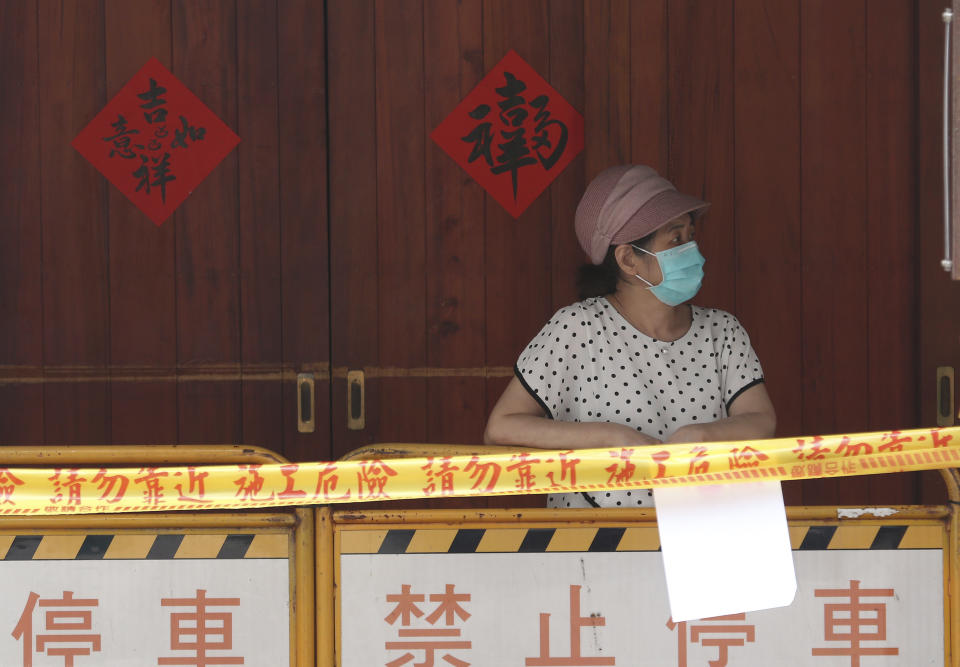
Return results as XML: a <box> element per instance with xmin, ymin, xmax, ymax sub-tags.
<box><xmin>483</xmin><ymin>165</ymin><xmax>776</xmax><ymax>508</ymax></box>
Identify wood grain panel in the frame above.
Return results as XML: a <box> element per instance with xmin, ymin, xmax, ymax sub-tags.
<box><xmin>865</xmin><ymin>0</ymin><xmax>919</xmax><ymax>504</ymax></box>
<box><xmin>375</xmin><ymin>0</ymin><xmax>427</xmax><ymax>445</ymax></box>
<box><xmin>278</xmin><ymin>0</ymin><xmax>331</xmax><ymax>461</ymax></box>
<box><xmin>539</xmin><ymin>0</ymin><xmax>587</xmax><ymax>510</ymax></box>
<box><xmin>733</xmin><ymin>0</ymin><xmax>802</xmax><ymax>504</ymax></box>
<box><xmin>630</xmin><ymin>0</ymin><xmax>669</xmax><ymax>174</ymax></box>
<box><xmin>917</xmin><ymin>0</ymin><xmax>960</xmax><ymax>504</ymax></box>
<box><xmin>583</xmin><ymin>0</ymin><xmax>631</xmax><ymax>180</ymax></box>
<box><xmin>104</xmin><ymin>0</ymin><xmax>177</xmax><ymax>445</ymax></box>
<box><xmin>483</xmin><ymin>0</ymin><xmax>553</xmax><ymax>508</ymax></box>
<box><xmin>0</xmin><ymin>0</ymin><xmax>43</xmax><ymax>444</ymax></box>
<box><xmin>669</xmin><ymin>0</ymin><xmax>735</xmax><ymax>314</ymax></box>
<box><xmin>38</xmin><ymin>0</ymin><xmax>110</xmax><ymax>444</ymax></box>
<box><xmin>549</xmin><ymin>0</ymin><xmax>586</xmax><ymax>311</ymax></box>
<box><xmin>800</xmin><ymin>0</ymin><xmax>869</xmax><ymax>505</ymax></box>
<box><xmin>172</xmin><ymin>0</ymin><xmax>241</xmax><ymax>444</ymax></box>
<box><xmin>424</xmin><ymin>0</ymin><xmax>487</xmax><ymax>453</ymax></box>
<box><xmin>328</xmin><ymin>0</ymin><xmax>379</xmax><ymax>458</ymax></box>
<box><xmin>237</xmin><ymin>0</ymin><xmax>283</xmax><ymax>455</ymax></box>
<box><xmin>483</xmin><ymin>0</ymin><xmax>554</xmax><ymax>419</ymax></box>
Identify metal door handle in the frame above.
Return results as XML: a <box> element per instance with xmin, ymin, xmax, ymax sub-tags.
<box><xmin>297</xmin><ymin>373</ymin><xmax>315</xmax><ymax>433</ymax></box>
<box><xmin>347</xmin><ymin>370</ymin><xmax>365</xmax><ymax>430</ymax></box>
<box><xmin>943</xmin><ymin>8</ymin><xmax>954</xmax><ymax>272</ymax></box>
<box><xmin>937</xmin><ymin>366</ymin><xmax>956</xmax><ymax>426</ymax></box>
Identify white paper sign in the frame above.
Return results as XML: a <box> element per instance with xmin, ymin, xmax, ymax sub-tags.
<box><xmin>654</xmin><ymin>480</ymin><xmax>797</xmax><ymax>621</ymax></box>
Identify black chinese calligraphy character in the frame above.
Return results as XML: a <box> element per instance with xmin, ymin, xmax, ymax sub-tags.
<box><xmin>138</xmin><ymin>78</ymin><xmax>168</xmax><ymax>124</ymax></box>
<box><xmin>133</xmin><ymin>155</ymin><xmax>151</xmax><ymax>196</ymax></box>
<box><xmin>150</xmin><ymin>152</ymin><xmax>176</xmax><ymax>203</ymax></box>
<box><xmin>529</xmin><ymin>95</ymin><xmax>568</xmax><ymax>170</ymax></box>
<box><xmin>496</xmin><ymin>72</ymin><xmax>529</xmax><ymax>127</ymax></box>
<box><xmin>469</xmin><ymin>104</ymin><xmax>491</xmax><ymax>119</ymax></box>
<box><xmin>491</xmin><ymin>72</ymin><xmax>536</xmax><ymax>200</ymax></box>
<box><xmin>133</xmin><ymin>152</ymin><xmax>176</xmax><ymax>203</ymax></box>
<box><xmin>102</xmin><ymin>114</ymin><xmax>139</xmax><ymax>159</ymax></box>
<box><xmin>461</xmin><ymin>104</ymin><xmax>494</xmax><ymax>167</ymax></box>
<box><xmin>171</xmin><ymin>115</ymin><xmax>206</xmax><ymax>149</ymax></box>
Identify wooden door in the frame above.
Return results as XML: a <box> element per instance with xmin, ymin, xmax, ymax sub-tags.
<box><xmin>0</xmin><ymin>0</ymin><xmax>946</xmax><ymax>508</ymax></box>
<box><xmin>919</xmin><ymin>0</ymin><xmax>960</xmax><ymax>501</ymax></box>
<box><xmin>323</xmin><ymin>0</ymin><xmax>926</xmax><ymax>507</ymax></box>
<box><xmin>0</xmin><ymin>1</ymin><xmax>331</xmax><ymax>463</ymax></box>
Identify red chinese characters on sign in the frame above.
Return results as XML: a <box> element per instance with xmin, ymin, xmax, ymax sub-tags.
<box><xmin>834</xmin><ymin>437</ymin><xmax>874</xmax><ymax>457</ymax></box>
<box><xmin>525</xmin><ymin>585</ymin><xmax>615</xmax><ymax>666</ymax></box>
<box><xmin>233</xmin><ymin>465</ymin><xmax>270</xmax><ymax>502</ymax></box>
<box><xmin>878</xmin><ymin>431</ymin><xmax>911</xmax><ymax>451</ymax></box>
<box><xmin>72</xmin><ymin>58</ymin><xmax>240</xmax><ymax>226</ymax></box>
<box><xmin>90</xmin><ymin>468</ymin><xmax>130</xmax><ymax>504</ymax></box>
<box><xmin>812</xmin><ymin>580</ymin><xmax>899</xmax><ymax>665</ymax></box>
<box><xmin>12</xmin><ymin>591</ymin><xmax>101</xmax><ymax>667</ymax></box>
<box><xmin>174</xmin><ymin>466</ymin><xmax>211</xmax><ymax>503</ymax></box>
<box><xmin>507</xmin><ymin>453</ymin><xmax>542</xmax><ymax>491</ymax></box>
<box><xmin>666</xmin><ymin>614</ymin><xmax>756</xmax><ymax>667</ymax></box>
<box><xmin>159</xmin><ymin>589</ymin><xmax>244</xmax><ymax>666</ymax></box>
<box><xmin>605</xmin><ymin>448</ymin><xmax>637</xmax><ymax>485</ymax></box>
<box><xmin>651</xmin><ymin>450</ymin><xmax>672</xmax><ymax>478</ymax></box>
<box><xmin>792</xmin><ymin>436</ymin><xmax>829</xmax><ymax>461</ymax></box>
<box><xmin>357</xmin><ymin>460</ymin><xmax>399</xmax><ymax>500</ymax></box>
<box><xmin>384</xmin><ymin>584</ymin><xmax>472</xmax><ymax>667</ymax></box>
<box><xmin>421</xmin><ymin>457</ymin><xmax>460</xmax><ymax>497</ymax></box>
<box><xmin>544</xmin><ymin>451</ymin><xmax>579</xmax><ymax>489</ymax></box>
<box><xmin>10</xmin><ymin>589</ymin><xmax>249</xmax><ymax>666</ymax></box>
<box><xmin>49</xmin><ymin>469</ymin><xmax>86</xmax><ymax>506</ymax></box>
<box><xmin>930</xmin><ymin>428</ymin><xmax>953</xmax><ymax>447</ymax></box>
<box><xmin>135</xmin><ymin>467</ymin><xmax>169</xmax><ymax>506</ymax></box>
<box><xmin>431</xmin><ymin>50</ymin><xmax>584</xmax><ymax>218</ymax></box>
<box><xmin>275</xmin><ymin>464</ymin><xmax>307</xmax><ymax>500</ymax></box>
<box><xmin>464</xmin><ymin>456</ymin><xmax>502</xmax><ymax>493</ymax></box>
<box><xmin>0</xmin><ymin>468</ymin><xmax>26</xmax><ymax>505</ymax></box>
<box><xmin>727</xmin><ymin>446</ymin><xmax>769</xmax><ymax>470</ymax></box>
<box><xmin>312</xmin><ymin>463</ymin><xmax>349</xmax><ymax>501</ymax></box>
<box><xmin>687</xmin><ymin>447</ymin><xmax>709</xmax><ymax>475</ymax></box>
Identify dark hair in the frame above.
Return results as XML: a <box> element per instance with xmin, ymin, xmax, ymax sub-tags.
<box><xmin>576</xmin><ymin>231</ymin><xmax>655</xmax><ymax>299</ymax></box>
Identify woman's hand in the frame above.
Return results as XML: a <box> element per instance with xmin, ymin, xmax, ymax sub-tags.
<box><xmin>664</xmin><ymin>424</ymin><xmax>707</xmax><ymax>444</ymax></box>
<box><xmin>589</xmin><ymin>421</ymin><xmax>662</xmax><ymax>447</ymax></box>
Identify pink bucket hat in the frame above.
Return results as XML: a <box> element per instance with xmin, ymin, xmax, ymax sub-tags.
<box><xmin>574</xmin><ymin>165</ymin><xmax>710</xmax><ymax>264</ymax></box>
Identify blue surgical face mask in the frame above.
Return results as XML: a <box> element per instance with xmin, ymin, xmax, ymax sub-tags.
<box><xmin>630</xmin><ymin>241</ymin><xmax>705</xmax><ymax>307</ymax></box>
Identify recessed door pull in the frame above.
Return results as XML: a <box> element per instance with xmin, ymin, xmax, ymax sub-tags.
<box><xmin>937</xmin><ymin>366</ymin><xmax>955</xmax><ymax>427</ymax></box>
<box><xmin>347</xmin><ymin>370</ymin><xmax>365</xmax><ymax>431</ymax></box>
<box><xmin>297</xmin><ymin>373</ymin><xmax>315</xmax><ymax>433</ymax></box>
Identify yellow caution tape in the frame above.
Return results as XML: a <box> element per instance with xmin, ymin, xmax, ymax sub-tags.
<box><xmin>0</xmin><ymin>426</ymin><xmax>957</xmax><ymax>515</ymax></box>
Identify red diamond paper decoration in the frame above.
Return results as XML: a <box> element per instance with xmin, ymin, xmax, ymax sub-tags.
<box><xmin>431</xmin><ymin>49</ymin><xmax>584</xmax><ymax>218</ymax></box>
<box><xmin>72</xmin><ymin>58</ymin><xmax>240</xmax><ymax>226</ymax></box>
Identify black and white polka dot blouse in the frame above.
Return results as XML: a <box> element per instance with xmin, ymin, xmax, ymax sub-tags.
<box><xmin>514</xmin><ymin>297</ymin><xmax>765</xmax><ymax>508</ymax></box>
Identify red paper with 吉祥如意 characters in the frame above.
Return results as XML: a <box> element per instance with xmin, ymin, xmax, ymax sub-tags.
<box><xmin>72</xmin><ymin>57</ymin><xmax>240</xmax><ymax>226</ymax></box>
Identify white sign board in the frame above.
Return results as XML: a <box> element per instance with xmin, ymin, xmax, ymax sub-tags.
<box><xmin>0</xmin><ymin>560</ymin><xmax>290</xmax><ymax>666</ymax></box>
<box><xmin>341</xmin><ymin>550</ymin><xmax>943</xmax><ymax>666</ymax></box>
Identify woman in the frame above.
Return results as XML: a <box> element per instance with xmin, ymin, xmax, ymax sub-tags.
<box><xmin>483</xmin><ymin>165</ymin><xmax>776</xmax><ymax>508</ymax></box>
